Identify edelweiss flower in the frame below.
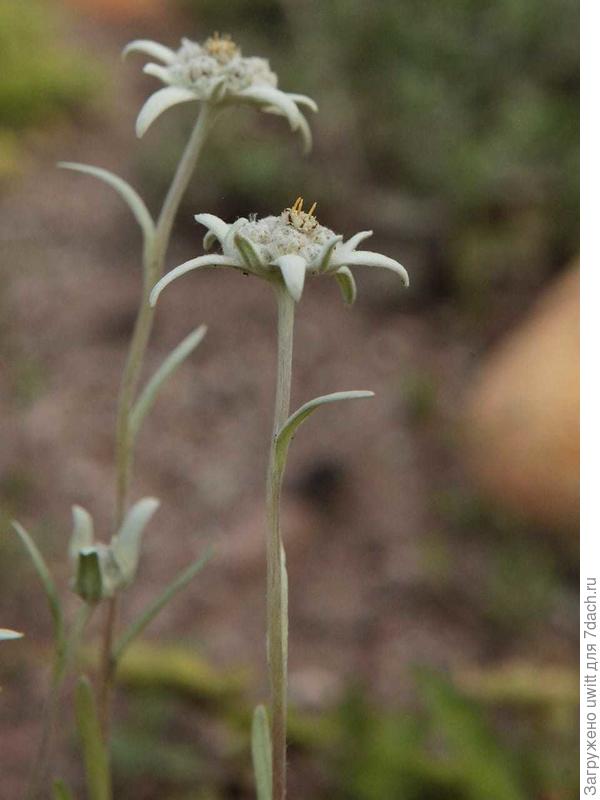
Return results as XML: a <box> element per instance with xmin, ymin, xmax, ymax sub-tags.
<box><xmin>150</xmin><ymin>197</ymin><xmax>409</xmax><ymax>306</ymax></box>
<box><xmin>124</xmin><ymin>34</ymin><xmax>317</xmax><ymax>151</ymax></box>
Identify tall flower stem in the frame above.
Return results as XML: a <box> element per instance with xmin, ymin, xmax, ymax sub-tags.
<box><xmin>266</xmin><ymin>283</ymin><xmax>295</xmax><ymax>800</ymax></box>
<box><xmin>26</xmin><ymin>604</ymin><xmax>94</xmax><ymax>800</ymax></box>
<box><xmin>98</xmin><ymin>104</ymin><xmax>214</xmax><ymax>741</ymax></box>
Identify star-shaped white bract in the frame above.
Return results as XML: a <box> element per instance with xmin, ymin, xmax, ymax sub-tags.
<box><xmin>150</xmin><ymin>198</ymin><xmax>409</xmax><ymax>306</ymax></box>
<box><xmin>124</xmin><ymin>34</ymin><xmax>317</xmax><ymax>151</ymax></box>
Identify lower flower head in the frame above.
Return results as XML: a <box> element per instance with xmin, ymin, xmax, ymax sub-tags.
<box><xmin>151</xmin><ymin>199</ymin><xmax>409</xmax><ymax>306</ymax></box>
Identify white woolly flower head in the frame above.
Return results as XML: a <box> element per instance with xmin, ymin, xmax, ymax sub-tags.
<box><xmin>151</xmin><ymin>198</ymin><xmax>409</xmax><ymax>306</ymax></box>
<box><xmin>124</xmin><ymin>34</ymin><xmax>317</xmax><ymax>151</ymax></box>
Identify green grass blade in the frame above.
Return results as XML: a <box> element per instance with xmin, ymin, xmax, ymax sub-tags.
<box><xmin>252</xmin><ymin>704</ymin><xmax>272</xmax><ymax>800</ymax></box>
<box><xmin>11</xmin><ymin>520</ymin><xmax>64</xmax><ymax>648</ymax></box>
<box><xmin>129</xmin><ymin>325</ymin><xmax>207</xmax><ymax>442</ymax></box>
<box><xmin>113</xmin><ymin>546</ymin><xmax>213</xmax><ymax>663</ymax></box>
<box><xmin>75</xmin><ymin>676</ymin><xmax>110</xmax><ymax>800</ymax></box>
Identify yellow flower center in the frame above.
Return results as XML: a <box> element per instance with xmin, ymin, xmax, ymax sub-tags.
<box><xmin>204</xmin><ymin>32</ymin><xmax>239</xmax><ymax>63</ymax></box>
<box><xmin>284</xmin><ymin>196</ymin><xmax>319</xmax><ymax>232</ymax></box>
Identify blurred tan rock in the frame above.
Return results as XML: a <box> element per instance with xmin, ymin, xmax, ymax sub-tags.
<box><xmin>464</xmin><ymin>266</ymin><xmax>579</xmax><ymax>534</ymax></box>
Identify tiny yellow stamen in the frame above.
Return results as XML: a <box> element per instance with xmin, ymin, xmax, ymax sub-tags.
<box><xmin>307</xmin><ymin>201</ymin><xmax>317</xmax><ymax>217</ymax></box>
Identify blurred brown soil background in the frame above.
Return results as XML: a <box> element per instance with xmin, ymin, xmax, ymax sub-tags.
<box><xmin>0</xmin><ymin>1</ymin><xmax>578</xmax><ymax>798</ymax></box>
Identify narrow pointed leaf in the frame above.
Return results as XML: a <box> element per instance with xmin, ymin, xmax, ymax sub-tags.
<box><xmin>123</xmin><ymin>40</ymin><xmax>176</xmax><ymax>64</ymax></box>
<box><xmin>234</xmin><ymin>233</ymin><xmax>264</xmax><ymax>271</ymax></box>
<box><xmin>130</xmin><ymin>325</ymin><xmax>207</xmax><ymax>441</ymax></box>
<box><xmin>58</xmin><ymin>163</ymin><xmax>155</xmax><ymax>244</ymax></box>
<box><xmin>273</xmin><ymin>254</ymin><xmax>307</xmax><ymax>301</ymax></box>
<box><xmin>237</xmin><ymin>86</ymin><xmax>301</xmax><ymax>129</ymax></box>
<box><xmin>335</xmin><ymin>266</ymin><xmax>357</xmax><ymax>305</ymax></box>
<box><xmin>53</xmin><ymin>779</ymin><xmax>75</xmax><ymax>800</ymax></box>
<box><xmin>69</xmin><ymin>505</ymin><xmax>94</xmax><ymax>562</ymax></box>
<box><xmin>252</xmin><ymin>705</ymin><xmax>273</xmax><ymax>800</ymax></box>
<box><xmin>135</xmin><ymin>87</ymin><xmax>198</xmax><ymax>138</ymax></box>
<box><xmin>113</xmin><ymin>546</ymin><xmax>213</xmax><ymax>663</ymax></box>
<box><xmin>195</xmin><ymin>213</ymin><xmax>230</xmax><ymax>246</ymax></box>
<box><xmin>143</xmin><ymin>63</ymin><xmax>171</xmax><ymax>83</ymax></box>
<box><xmin>318</xmin><ymin>235</ymin><xmax>343</xmax><ymax>273</ymax></box>
<box><xmin>0</xmin><ymin>628</ymin><xmax>23</xmax><ymax>641</ymax></box>
<box><xmin>75</xmin><ymin>677</ymin><xmax>110</xmax><ymax>800</ymax></box>
<box><xmin>344</xmin><ymin>250</ymin><xmax>410</xmax><ymax>287</ymax></box>
<box><xmin>275</xmin><ymin>391</ymin><xmax>374</xmax><ymax>472</ymax></box>
<box><xmin>150</xmin><ymin>254</ymin><xmax>244</xmax><ymax>306</ymax></box>
<box><xmin>342</xmin><ymin>230</ymin><xmax>373</xmax><ymax>253</ymax></box>
<box><xmin>11</xmin><ymin>521</ymin><xmax>64</xmax><ymax>647</ymax></box>
<box><xmin>286</xmin><ymin>93</ymin><xmax>318</xmax><ymax>113</ymax></box>
<box><xmin>112</xmin><ymin>498</ymin><xmax>160</xmax><ymax>584</ymax></box>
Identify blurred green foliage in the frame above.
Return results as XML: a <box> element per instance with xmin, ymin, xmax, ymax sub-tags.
<box><xmin>113</xmin><ymin>645</ymin><xmax>577</xmax><ymax>799</ymax></box>
<box><xmin>161</xmin><ymin>0</ymin><xmax>577</xmax><ymax>307</ymax></box>
<box><xmin>0</xmin><ymin>0</ymin><xmax>100</xmax><ymax>172</ymax></box>
<box><xmin>336</xmin><ymin>670</ymin><xmax>577</xmax><ymax>800</ymax></box>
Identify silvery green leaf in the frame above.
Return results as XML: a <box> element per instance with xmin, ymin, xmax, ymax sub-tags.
<box><xmin>58</xmin><ymin>163</ymin><xmax>155</xmax><ymax>245</ymax></box>
<box><xmin>74</xmin><ymin>549</ymin><xmax>104</xmax><ymax>605</ymax></box>
<box><xmin>123</xmin><ymin>39</ymin><xmax>176</xmax><ymax>64</ymax></box>
<box><xmin>113</xmin><ymin>545</ymin><xmax>213</xmax><ymax>663</ymax></box>
<box><xmin>317</xmin><ymin>235</ymin><xmax>343</xmax><ymax>273</ymax></box>
<box><xmin>150</xmin><ymin>254</ymin><xmax>244</xmax><ymax>306</ymax></box>
<box><xmin>0</xmin><ymin>628</ymin><xmax>23</xmax><ymax>641</ymax></box>
<box><xmin>234</xmin><ymin>233</ymin><xmax>264</xmax><ymax>272</ymax></box>
<box><xmin>111</xmin><ymin>498</ymin><xmax>160</xmax><ymax>584</ymax></box>
<box><xmin>286</xmin><ymin>93</ymin><xmax>318</xmax><ymax>113</ymax></box>
<box><xmin>75</xmin><ymin>676</ymin><xmax>110</xmax><ymax>800</ymax></box>
<box><xmin>275</xmin><ymin>391</ymin><xmax>374</xmax><ymax>472</ymax></box>
<box><xmin>236</xmin><ymin>86</ymin><xmax>302</xmax><ymax>130</ymax></box>
<box><xmin>53</xmin><ymin>779</ymin><xmax>74</xmax><ymax>800</ymax></box>
<box><xmin>69</xmin><ymin>505</ymin><xmax>94</xmax><ymax>562</ymax></box>
<box><xmin>341</xmin><ymin>230</ymin><xmax>373</xmax><ymax>252</ymax></box>
<box><xmin>252</xmin><ymin>704</ymin><xmax>272</xmax><ymax>800</ymax></box>
<box><xmin>208</xmin><ymin>76</ymin><xmax>228</xmax><ymax>102</ymax></box>
<box><xmin>195</xmin><ymin>213</ymin><xmax>230</xmax><ymax>246</ymax></box>
<box><xmin>335</xmin><ymin>266</ymin><xmax>357</xmax><ymax>306</ymax></box>
<box><xmin>130</xmin><ymin>325</ymin><xmax>207</xmax><ymax>441</ymax></box>
<box><xmin>203</xmin><ymin>230</ymin><xmax>217</xmax><ymax>251</ymax></box>
<box><xmin>135</xmin><ymin>86</ymin><xmax>198</xmax><ymax>138</ymax></box>
<box><xmin>11</xmin><ymin>521</ymin><xmax>64</xmax><ymax>648</ymax></box>
<box><xmin>273</xmin><ymin>254</ymin><xmax>307</xmax><ymax>302</ymax></box>
<box><xmin>343</xmin><ymin>250</ymin><xmax>410</xmax><ymax>287</ymax></box>
<box><xmin>143</xmin><ymin>63</ymin><xmax>172</xmax><ymax>83</ymax></box>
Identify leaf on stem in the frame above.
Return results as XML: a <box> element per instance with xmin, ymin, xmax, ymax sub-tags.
<box><xmin>52</xmin><ymin>778</ymin><xmax>75</xmax><ymax>800</ymax></box>
<box><xmin>111</xmin><ymin>498</ymin><xmax>160</xmax><ymax>585</ymax></box>
<box><xmin>252</xmin><ymin>704</ymin><xmax>273</xmax><ymax>800</ymax></box>
<box><xmin>0</xmin><ymin>628</ymin><xmax>23</xmax><ymax>641</ymax></box>
<box><xmin>75</xmin><ymin>676</ymin><xmax>110</xmax><ymax>800</ymax></box>
<box><xmin>129</xmin><ymin>325</ymin><xmax>207</xmax><ymax>442</ymax></box>
<box><xmin>11</xmin><ymin>521</ymin><xmax>64</xmax><ymax>650</ymax></box>
<box><xmin>113</xmin><ymin>546</ymin><xmax>213</xmax><ymax>663</ymax></box>
<box><xmin>58</xmin><ymin>163</ymin><xmax>155</xmax><ymax>245</ymax></box>
<box><xmin>275</xmin><ymin>391</ymin><xmax>374</xmax><ymax>472</ymax></box>
<box><xmin>69</xmin><ymin>505</ymin><xmax>94</xmax><ymax>562</ymax></box>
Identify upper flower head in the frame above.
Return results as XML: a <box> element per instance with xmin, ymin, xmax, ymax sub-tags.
<box><xmin>150</xmin><ymin>198</ymin><xmax>409</xmax><ymax>306</ymax></box>
<box><xmin>124</xmin><ymin>34</ymin><xmax>317</xmax><ymax>151</ymax></box>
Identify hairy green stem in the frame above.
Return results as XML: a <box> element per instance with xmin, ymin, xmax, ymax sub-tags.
<box><xmin>26</xmin><ymin>604</ymin><xmax>94</xmax><ymax>800</ymax></box>
<box><xmin>266</xmin><ymin>284</ymin><xmax>295</xmax><ymax>800</ymax></box>
<box><xmin>98</xmin><ymin>105</ymin><xmax>213</xmax><ymax>747</ymax></box>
